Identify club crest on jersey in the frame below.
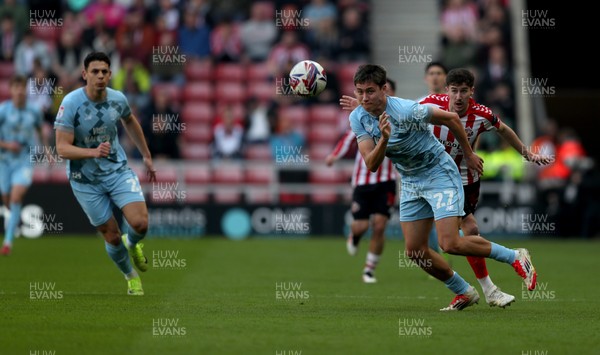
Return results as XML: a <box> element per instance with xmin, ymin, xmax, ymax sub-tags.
<box><xmin>57</xmin><ymin>106</ymin><xmax>65</xmax><ymax>118</ymax></box>
<box><xmin>465</xmin><ymin>127</ymin><xmax>474</xmax><ymax>138</ymax></box>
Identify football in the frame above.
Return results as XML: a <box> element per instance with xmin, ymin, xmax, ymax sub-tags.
<box><xmin>289</xmin><ymin>60</ymin><xmax>327</xmax><ymax>97</ymax></box>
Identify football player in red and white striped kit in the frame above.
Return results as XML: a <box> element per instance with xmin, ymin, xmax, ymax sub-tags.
<box><xmin>327</xmin><ymin>78</ymin><xmax>398</xmax><ymax>283</ymax></box>
<box><xmin>420</xmin><ymin>68</ymin><xmax>552</xmax><ymax>308</ymax></box>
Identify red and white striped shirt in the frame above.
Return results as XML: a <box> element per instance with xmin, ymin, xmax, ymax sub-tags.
<box><xmin>330</xmin><ymin>129</ymin><xmax>397</xmax><ymax>187</ymax></box>
<box><xmin>420</xmin><ymin>94</ymin><xmax>501</xmax><ymax>185</ymax></box>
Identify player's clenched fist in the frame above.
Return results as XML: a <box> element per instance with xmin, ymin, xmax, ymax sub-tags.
<box><xmin>94</xmin><ymin>141</ymin><xmax>111</xmax><ymax>158</ymax></box>
<box><xmin>379</xmin><ymin>112</ymin><xmax>391</xmax><ymax>140</ymax></box>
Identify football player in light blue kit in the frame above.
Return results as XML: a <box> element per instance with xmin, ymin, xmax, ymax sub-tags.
<box><xmin>0</xmin><ymin>75</ymin><xmax>44</xmax><ymax>255</ymax></box>
<box><xmin>54</xmin><ymin>52</ymin><xmax>157</xmax><ymax>295</ymax></box>
<box><xmin>348</xmin><ymin>64</ymin><xmax>537</xmax><ymax>311</ymax></box>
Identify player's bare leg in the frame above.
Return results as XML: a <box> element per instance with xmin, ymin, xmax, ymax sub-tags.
<box><xmin>121</xmin><ymin>201</ymin><xmax>149</xmax><ymax>272</ymax></box>
<box><xmin>437</xmin><ymin>216</ymin><xmax>537</xmax><ymax>291</ymax></box>
<box><xmin>347</xmin><ymin>219</ymin><xmax>369</xmax><ymax>256</ymax></box>
<box><xmin>461</xmin><ymin>214</ymin><xmax>515</xmax><ymax>307</ymax></box>
<box><xmin>362</xmin><ymin>214</ymin><xmax>387</xmax><ymax>283</ymax></box>
<box><xmin>2</xmin><ymin>185</ymin><xmax>28</xmax><ymax>255</ymax></box>
<box><xmin>97</xmin><ymin>216</ymin><xmax>142</xmax><ymax>295</ymax></box>
<box><xmin>401</xmin><ymin>217</ymin><xmax>479</xmax><ymax>311</ymax></box>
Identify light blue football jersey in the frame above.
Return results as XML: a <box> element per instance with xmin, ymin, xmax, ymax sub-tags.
<box><xmin>0</xmin><ymin>100</ymin><xmax>42</xmax><ymax>163</ymax></box>
<box><xmin>349</xmin><ymin>96</ymin><xmax>445</xmax><ymax>176</ymax></box>
<box><xmin>54</xmin><ymin>87</ymin><xmax>131</xmax><ymax>184</ymax></box>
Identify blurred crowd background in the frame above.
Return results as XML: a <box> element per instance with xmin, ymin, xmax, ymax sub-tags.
<box><xmin>0</xmin><ymin>0</ymin><xmax>597</xmax><ymax>237</ymax></box>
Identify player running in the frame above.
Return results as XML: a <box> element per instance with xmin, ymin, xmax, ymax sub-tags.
<box><xmin>420</xmin><ymin>68</ymin><xmax>551</xmax><ymax>308</ymax></box>
<box><xmin>328</xmin><ymin>79</ymin><xmax>398</xmax><ymax>283</ymax></box>
<box><xmin>348</xmin><ymin>64</ymin><xmax>537</xmax><ymax>311</ymax></box>
<box><xmin>0</xmin><ymin>75</ymin><xmax>45</xmax><ymax>255</ymax></box>
<box><xmin>54</xmin><ymin>52</ymin><xmax>156</xmax><ymax>295</ymax></box>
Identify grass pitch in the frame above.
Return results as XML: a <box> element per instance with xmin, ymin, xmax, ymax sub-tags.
<box><xmin>1</xmin><ymin>236</ymin><xmax>599</xmax><ymax>354</ymax></box>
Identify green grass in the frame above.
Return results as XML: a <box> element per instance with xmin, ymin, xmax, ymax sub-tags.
<box><xmin>1</xmin><ymin>236</ymin><xmax>599</xmax><ymax>354</ymax></box>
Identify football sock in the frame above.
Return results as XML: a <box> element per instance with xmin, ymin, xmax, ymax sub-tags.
<box><xmin>489</xmin><ymin>242</ymin><xmax>518</xmax><ymax>264</ymax></box>
<box><xmin>477</xmin><ymin>275</ymin><xmax>495</xmax><ymax>296</ymax></box>
<box><xmin>126</xmin><ymin>226</ymin><xmax>146</xmax><ymax>248</ymax></box>
<box><xmin>350</xmin><ymin>233</ymin><xmax>360</xmax><ymax>246</ymax></box>
<box><xmin>444</xmin><ymin>271</ymin><xmax>470</xmax><ymax>295</ymax></box>
<box><xmin>466</xmin><ymin>256</ymin><xmax>488</xmax><ymax>278</ymax></box>
<box><xmin>105</xmin><ymin>241</ymin><xmax>133</xmax><ymax>275</ymax></box>
<box><xmin>3</xmin><ymin>203</ymin><xmax>21</xmax><ymax>247</ymax></box>
<box><xmin>364</xmin><ymin>252</ymin><xmax>380</xmax><ymax>273</ymax></box>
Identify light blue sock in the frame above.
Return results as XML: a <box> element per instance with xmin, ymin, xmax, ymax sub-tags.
<box><xmin>126</xmin><ymin>225</ymin><xmax>146</xmax><ymax>247</ymax></box>
<box><xmin>444</xmin><ymin>271</ymin><xmax>470</xmax><ymax>295</ymax></box>
<box><xmin>428</xmin><ymin>226</ymin><xmax>440</xmax><ymax>252</ymax></box>
<box><xmin>489</xmin><ymin>242</ymin><xmax>517</xmax><ymax>264</ymax></box>
<box><xmin>3</xmin><ymin>203</ymin><xmax>22</xmax><ymax>246</ymax></box>
<box><xmin>105</xmin><ymin>241</ymin><xmax>133</xmax><ymax>275</ymax></box>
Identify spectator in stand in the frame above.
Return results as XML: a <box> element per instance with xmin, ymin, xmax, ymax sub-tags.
<box><xmin>142</xmin><ymin>89</ymin><xmax>181</xmax><ymax>160</ymax></box>
<box><xmin>307</xmin><ymin>15</ymin><xmax>339</xmax><ymax>60</ymax></box>
<box><xmin>178</xmin><ymin>9</ymin><xmax>211</xmax><ymax>60</ymax></box>
<box><xmin>89</xmin><ymin>30</ymin><xmax>120</xmax><ymax>73</ymax></box>
<box><xmin>81</xmin><ymin>6</ymin><xmax>111</xmax><ymax>48</ymax></box>
<box><xmin>267</xmin><ymin>30</ymin><xmax>310</xmax><ymax>78</ymax></box>
<box><xmin>151</xmin><ymin>0</ymin><xmax>180</xmax><ymax>32</ymax></box>
<box><xmin>28</xmin><ymin>58</ymin><xmax>57</xmax><ymax>124</ymax></box>
<box><xmin>244</xmin><ymin>96</ymin><xmax>271</xmax><ymax>144</ymax></box>
<box><xmin>0</xmin><ymin>0</ymin><xmax>28</xmax><ymax>35</ymax></box>
<box><xmin>154</xmin><ymin>14</ymin><xmax>178</xmax><ymax>52</ymax></box>
<box><xmin>240</xmin><ymin>1</ymin><xmax>277</xmax><ymax>63</ymax></box>
<box><xmin>338</xmin><ymin>7</ymin><xmax>370</xmax><ymax>62</ymax></box>
<box><xmin>112</xmin><ymin>56</ymin><xmax>151</xmax><ymax>111</ymax></box>
<box><xmin>478</xmin><ymin>44</ymin><xmax>512</xmax><ymax>103</ymax></box>
<box><xmin>210</xmin><ymin>17</ymin><xmax>243</xmax><ymax>63</ymax></box>
<box><xmin>212</xmin><ymin>106</ymin><xmax>244</xmax><ymax>160</ymax></box>
<box><xmin>115</xmin><ymin>8</ymin><xmax>155</xmax><ymax>67</ymax></box>
<box><xmin>0</xmin><ymin>14</ymin><xmax>20</xmax><ymax>62</ymax></box>
<box><xmin>52</xmin><ymin>30</ymin><xmax>89</xmax><ymax>87</ymax></box>
<box><xmin>151</xmin><ymin>30</ymin><xmax>185</xmax><ymax>86</ymax></box>
<box><xmin>303</xmin><ymin>0</ymin><xmax>338</xmax><ymax>42</ymax></box>
<box><xmin>441</xmin><ymin>0</ymin><xmax>479</xmax><ymax>44</ymax></box>
<box><xmin>14</xmin><ymin>30</ymin><xmax>51</xmax><ymax>76</ymax></box>
<box><xmin>60</xmin><ymin>11</ymin><xmax>85</xmax><ymax>42</ymax></box>
<box><xmin>439</xmin><ymin>26</ymin><xmax>478</xmax><ymax>70</ymax></box>
<box><xmin>83</xmin><ymin>0</ymin><xmax>126</xmax><ymax>32</ymax></box>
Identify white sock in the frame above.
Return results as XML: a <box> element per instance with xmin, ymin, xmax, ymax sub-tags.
<box><xmin>364</xmin><ymin>252</ymin><xmax>380</xmax><ymax>273</ymax></box>
<box><xmin>477</xmin><ymin>275</ymin><xmax>495</xmax><ymax>295</ymax></box>
<box><xmin>125</xmin><ymin>270</ymin><xmax>139</xmax><ymax>280</ymax></box>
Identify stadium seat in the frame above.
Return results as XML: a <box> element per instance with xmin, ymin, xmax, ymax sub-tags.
<box><xmin>182</xmin><ymin>82</ymin><xmax>213</xmax><ymax>102</ymax></box>
<box><xmin>215</xmin><ymin>82</ymin><xmax>246</xmax><ymax>103</ymax></box>
<box><xmin>154</xmin><ymin>164</ymin><xmax>179</xmax><ymax>183</ymax></box>
<box><xmin>308</xmin><ymin>124</ymin><xmax>340</xmax><ymax>144</ymax></box>
<box><xmin>338</xmin><ymin>62</ymin><xmax>365</xmax><ymax>82</ymax></box>
<box><xmin>308</xmin><ymin>144</ymin><xmax>333</xmax><ymax>160</ymax></box>
<box><xmin>0</xmin><ymin>62</ymin><xmax>14</xmax><ymax>79</ymax></box>
<box><xmin>309</xmin><ymin>168</ymin><xmax>345</xmax><ymax>184</ymax></box>
<box><xmin>245</xmin><ymin>187</ymin><xmax>274</xmax><ymax>204</ymax></box>
<box><xmin>212</xmin><ymin>188</ymin><xmax>243</xmax><ymax>204</ymax></box>
<box><xmin>48</xmin><ymin>164</ymin><xmax>68</xmax><ymax>183</ymax></box>
<box><xmin>184</xmin><ymin>165</ymin><xmax>211</xmax><ymax>184</ymax></box>
<box><xmin>309</xmin><ymin>104</ymin><xmax>341</xmax><ymax>124</ymax></box>
<box><xmin>185</xmin><ymin>186</ymin><xmax>210</xmax><ymax>203</ymax></box>
<box><xmin>129</xmin><ymin>163</ymin><xmax>148</xmax><ymax>183</ymax></box>
<box><xmin>181</xmin><ymin>143</ymin><xmax>211</xmax><ymax>160</ymax></box>
<box><xmin>181</xmin><ymin>123</ymin><xmax>212</xmax><ymax>143</ymax></box>
<box><xmin>184</xmin><ymin>59</ymin><xmax>213</xmax><ymax>81</ymax></box>
<box><xmin>244</xmin><ymin>144</ymin><xmax>273</xmax><ymax>161</ymax></box>
<box><xmin>245</xmin><ymin>164</ymin><xmax>274</xmax><ymax>184</ymax></box>
<box><xmin>247</xmin><ymin>81</ymin><xmax>274</xmax><ymax>103</ymax></box>
<box><xmin>214</xmin><ymin>63</ymin><xmax>246</xmax><ymax>82</ymax></box>
<box><xmin>215</xmin><ymin>102</ymin><xmax>246</xmax><ymax>122</ymax></box>
<box><xmin>0</xmin><ymin>80</ymin><xmax>9</xmax><ymax>101</ymax></box>
<box><xmin>247</xmin><ymin>62</ymin><xmax>271</xmax><ymax>82</ymax></box>
<box><xmin>310</xmin><ymin>189</ymin><xmax>338</xmax><ymax>203</ymax></box>
<box><xmin>32</xmin><ymin>166</ymin><xmax>49</xmax><ymax>183</ymax></box>
<box><xmin>212</xmin><ymin>163</ymin><xmax>244</xmax><ymax>184</ymax></box>
<box><xmin>278</xmin><ymin>105</ymin><xmax>308</xmax><ymax>126</ymax></box>
<box><xmin>152</xmin><ymin>82</ymin><xmax>182</xmax><ymax>103</ymax></box>
<box><xmin>181</xmin><ymin>102</ymin><xmax>215</xmax><ymax>124</ymax></box>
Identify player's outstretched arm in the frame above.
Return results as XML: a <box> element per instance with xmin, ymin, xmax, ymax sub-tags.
<box><xmin>497</xmin><ymin>122</ymin><xmax>552</xmax><ymax>166</ymax></box>
<box><xmin>357</xmin><ymin>112</ymin><xmax>390</xmax><ymax>172</ymax></box>
<box><xmin>121</xmin><ymin>114</ymin><xmax>157</xmax><ymax>182</ymax></box>
<box><xmin>429</xmin><ymin>107</ymin><xmax>483</xmax><ymax>175</ymax></box>
<box><xmin>55</xmin><ymin>129</ymin><xmax>110</xmax><ymax>159</ymax></box>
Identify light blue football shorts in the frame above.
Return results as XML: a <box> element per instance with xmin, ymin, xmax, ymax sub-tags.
<box><xmin>0</xmin><ymin>159</ymin><xmax>33</xmax><ymax>194</ymax></box>
<box><xmin>70</xmin><ymin>167</ymin><xmax>145</xmax><ymax>227</ymax></box>
<box><xmin>398</xmin><ymin>153</ymin><xmax>465</xmax><ymax>222</ymax></box>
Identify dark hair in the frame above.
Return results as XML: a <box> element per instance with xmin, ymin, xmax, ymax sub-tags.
<box><xmin>446</xmin><ymin>68</ymin><xmax>474</xmax><ymax>87</ymax></box>
<box><xmin>386</xmin><ymin>78</ymin><xmax>396</xmax><ymax>93</ymax></box>
<box><xmin>425</xmin><ymin>61</ymin><xmax>448</xmax><ymax>74</ymax></box>
<box><xmin>353</xmin><ymin>64</ymin><xmax>387</xmax><ymax>87</ymax></box>
<box><xmin>9</xmin><ymin>74</ymin><xmax>27</xmax><ymax>86</ymax></box>
<box><xmin>84</xmin><ymin>51</ymin><xmax>111</xmax><ymax>69</ymax></box>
